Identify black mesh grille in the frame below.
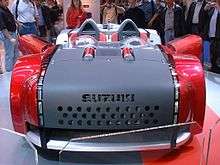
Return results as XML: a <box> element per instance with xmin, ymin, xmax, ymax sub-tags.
<box><xmin>55</xmin><ymin>105</ymin><xmax>165</xmax><ymax>130</ymax></box>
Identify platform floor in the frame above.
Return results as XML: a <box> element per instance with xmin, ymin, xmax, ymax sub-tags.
<box><xmin>0</xmin><ymin>71</ymin><xmax>220</xmax><ymax>165</ymax></box>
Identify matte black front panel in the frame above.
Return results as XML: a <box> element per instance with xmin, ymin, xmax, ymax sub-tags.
<box><xmin>42</xmin><ymin>46</ymin><xmax>175</xmax><ymax>130</ymax></box>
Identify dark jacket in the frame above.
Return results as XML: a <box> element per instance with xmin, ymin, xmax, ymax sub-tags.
<box><xmin>0</xmin><ymin>6</ymin><xmax>16</xmax><ymax>32</ymax></box>
<box><xmin>186</xmin><ymin>0</ymin><xmax>207</xmax><ymax>34</ymax></box>
<box><xmin>123</xmin><ymin>7</ymin><xmax>146</xmax><ymax>28</ymax></box>
<box><xmin>40</xmin><ymin>4</ymin><xmax>52</xmax><ymax>29</ymax></box>
<box><xmin>138</xmin><ymin>0</ymin><xmax>156</xmax><ymax>25</ymax></box>
<box><xmin>50</xmin><ymin>5</ymin><xmax>62</xmax><ymax>24</ymax></box>
<box><xmin>152</xmin><ymin>5</ymin><xmax>165</xmax><ymax>43</ymax></box>
<box><xmin>202</xmin><ymin>7</ymin><xmax>220</xmax><ymax>40</ymax></box>
<box><xmin>159</xmin><ymin>4</ymin><xmax>185</xmax><ymax>38</ymax></box>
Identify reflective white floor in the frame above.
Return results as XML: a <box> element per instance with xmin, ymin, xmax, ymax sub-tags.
<box><xmin>205</xmin><ymin>72</ymin><xmax>220</xmax><ymax>115</ymax></box>
<box><xmin>0</xmin><ymin>71</ymin><xmax>220</xmax><ymax>165</ymax></box>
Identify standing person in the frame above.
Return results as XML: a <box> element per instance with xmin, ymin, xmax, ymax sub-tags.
<box><xmin>183</xmin><ymin>0</ymin><xmax>193</xmax><ymax>19</ymax></box>
<box><xmin>138</xmin><ymin>0</ymin><xmax>156</xmax><ymax>28</ymax></box>
<box><xmin>186</xmin><ymin>0</ymin><xmax>207</xmax><ymax>35</ymax></box>
<box><xmin>66</xmin><ymin>0</ymin><xmax>87</xmax><ymax>29</ymax></box>
<box><xmin>101</xmin><ymin>0</ymin><xmax>125</xmax><ymax>24</ymax></box>
<box><xmin>203</xmin><ymin>0</ymin><xmax>220</xmax><ymax>73</ymax></box>
<box><xmin>46</xmin><ymin>0</ymin><xmax>62</xmax><ymax>41</ymax></box>
<box><xmin>11</xmin><ymin>0</ymin><xmax>39</xmax><ymax>35</ymax></box>
<box><xmin>35</xmin><ymin>0</ymin><xmax>52</xmax><ymax>38</ymax></box>
<box><xmin>159</xmin><ymin>0</ymin><xmax>185</xmax><ymax>42</ymax></box>
<box><xmin>123</xmin><ymin>0</ymin><xmax>146</xmax><ymax>28</ymax></box>
<box><xmin>0</xmin><ymin>0</ymin><xmax>19</xmax><ymax>72</ymax></box>
<box><xmin>47</xmin><ymin>0</ymin><xmax>62</xmax><ymax>26</ymax></box>
<box><xmin>147</xmin><ymin>0</ymin><xmax>165</xmax><ymax>42</ymax></box>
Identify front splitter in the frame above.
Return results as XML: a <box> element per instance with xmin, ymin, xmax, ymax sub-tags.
<box><xmin>26</xmin><ymin>130</ymin><xmax>191</xmax><ymax>152</ymax></box>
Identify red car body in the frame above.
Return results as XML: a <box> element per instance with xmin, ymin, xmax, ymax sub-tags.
<box><xmin>10</xmin><ymin>20</ymin><xmax>205</xmax><ymax>151</ymax></box>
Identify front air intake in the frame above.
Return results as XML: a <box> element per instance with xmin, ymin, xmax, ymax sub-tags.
<box><xmin>53</xmin><ymin>105</ymin><xmax>164</xmax><ymax>130</ymax></box>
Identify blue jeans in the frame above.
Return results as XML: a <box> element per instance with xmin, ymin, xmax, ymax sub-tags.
<box><xmin>0</xmin><ymin>31</ymin><xmax>19</xmax><ymax>72</ymax></box>
<box><xmin>164</xmin><ymin>29</ymin><xmax>175</xmax><ymax>43</ymax></box>
<box><xmin>18</xmin><ymin>22</ymin><xmax>38</xmax><ymax>35</ymax></box>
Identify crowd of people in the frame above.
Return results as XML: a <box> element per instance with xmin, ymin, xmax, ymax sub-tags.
<box><xmin>99</xmin><ymin>0</ymin><xmax>220</xmax><ymax>73</ymax></box>
<box><xmin>13</xmin><ymin>0</ymin><xmax>63</xmax><ymax>37</ymax></box>
<box><xmin>0</xmin><ymin>0</ymin><xmax>62</xmax><ymax>72</ymax></box>
<box><xmin>0</xmin><ymin>0</ymin><xmax>220</xmax><ymax>73</ymax></box>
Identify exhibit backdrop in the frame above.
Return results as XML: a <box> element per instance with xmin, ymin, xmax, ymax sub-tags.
<box><xmin>63</xmin><ymin>0</ymin><xmax>100</xmax><ymax>27</ymax></box>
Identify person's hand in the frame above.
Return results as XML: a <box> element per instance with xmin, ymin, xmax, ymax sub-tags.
<box><xmin>10</xmin><ymin>38</ymin><xmax>17</xmax><ymax>45</ymax></box>
<box><xmin>15</xmin><ymin>21</ymin><xmax>23</xmax><ymax>28</ymax></box>
<box><xmin>209</xmin><ymin>2</ymin><xmax>217</xmax><ymax>8</ymax></box>
<box><xmin>147</xmin><ymin>21</ymin><xmax>153</xmax><ymax>28</ymax></box>
<box><xmin>78</xmin><ymin>14</ymin><xmax>83</xmax><ymax>19</ymax></box>
<box><xmin>205</xmin><ymin>2</ymin><xmax>216</xmax><ymax>10</ymax></box>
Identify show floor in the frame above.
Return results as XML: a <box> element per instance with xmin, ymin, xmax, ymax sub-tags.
<box><xmin>205</xmin><ymin>72</ymin><xmax>220</xmax><ymax>115</ymax></box>
<box><xmin>0</xmin><ymin>71</ymin><xmax>220</xmax><ymax>165</ymax></box>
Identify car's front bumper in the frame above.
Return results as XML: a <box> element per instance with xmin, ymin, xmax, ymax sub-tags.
<box><xmin>26</xmin><ymin>129</ymin><xmax>191</xmax><ymax>152</ymax></box>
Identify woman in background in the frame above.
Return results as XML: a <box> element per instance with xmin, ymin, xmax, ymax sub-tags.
<box><xmin>66</xmin><ymin>0</ymin><xmax>87</xmax><ymax>29</ymax></box>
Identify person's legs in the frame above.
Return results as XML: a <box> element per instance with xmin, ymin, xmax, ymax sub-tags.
<box><xmin>210</xmin><ymin>39</ymin><xmax>220</xmax><ymax>73</ymax></box>
<box><xmin>0</xmin><ymin>32</ymin><xmax>4</xmax><ymax>74</ymax></box>
<box><xmin>215</xmin><ymin>40</ymin><xmax>220</xmax><ymax>68</ymax></box>
<box><xmin>164</xmin><ymin>29</ymin><xmax>175</xmax><ymax>42</ymax></box>
<box><xmin>3</xmin><ymin>38</ymin><xmax>14</xmax><ymax>71</ymax></box>
<box><xmin>38</xmin><ymin>25</ymin><xmax>47</xmax><ymax>37</ymax></box>
<box><xmin>11</xmin><ymin>32</ymin><xmax>19</xmax><ymax>65</ymax></box>
<box><xmin>164</xmin><ymin>30</ymin><xmax>169</xmax><ymax>43</ymax></box>
<box><xmin>191</xmin><ymin>24</ymin><xmax>199</xmax><ymax>35</ymax></box>
<box><xmin>49</xmin><ymin>26</ymin><xmax>57</xmax><ymax>43</ymax></box>
<box><xmin>3</xmin><ymin>32</ymin><xmax>19</xmax><ymax>72</ymax></box>
<box><xmin>171</xmin><ymin>30</ymin><xmax>175</xmax><ymax>40</ymax></box>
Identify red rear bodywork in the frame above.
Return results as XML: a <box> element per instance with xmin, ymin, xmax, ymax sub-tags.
<box><xmin>166</xmin><ymin>35</ymin><xmax>203</xmax><ymax>59</ymax></box>
<box><xmin>162</xmin><ymin>35</ymin><xmax>205</xmax><ymax>131</ymax></box>
<box><xmin>10</xmin><ymin>35</ymin><xmax>55</xmax><ymax>133</ymax></box>
<box><xmin>10</xmin><ymin>34</ymin><xmax>205</xmax><ymax>134</ymax></box>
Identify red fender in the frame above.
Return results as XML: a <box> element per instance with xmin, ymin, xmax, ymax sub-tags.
<box><xmin>11</xmin><ymin>35</ymin><xmax>55</xmax><ymax>133</ymax></box>
<box><xmin>161</xmin><ymin>35</ymin><xmax>205</xmax><ymax>132</ymax></box>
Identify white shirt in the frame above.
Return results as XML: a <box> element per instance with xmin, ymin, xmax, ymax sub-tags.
<box><xmin>209</xmin><ymin>8</ymin><xmax>219</xmax><ymax>38</ymax></box>
<box><xmin>192</xmin><ymin>1</ymin><xmax>203</xmax><ymax>24</ymax></box>
<box><xmin>11</xmin><ymin>0</ymin><xmax>39</xmax><ymax>23</ymax></box>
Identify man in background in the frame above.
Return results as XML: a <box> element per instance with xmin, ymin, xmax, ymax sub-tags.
<box><xmin>203</xmin><ymin>0</ymin><xmax>220</xmax><ymax>73</ymax></box>
<box><xmin>0</xmin><ymin>0</ymin><xmax>19</xmax><ymax>72</ymax></box>
<box><xmin>159</xmin><ymin>0</ymin><xmax>185</xmax><ymax>42</ymax></box>
<box><xmin>123</xmin><ymin>0</ymin><xmax>146</xmax><ymax>28</ymax></box>
<box><xmin>46</xmin><ymin>0</ymin><xmax>62</xmax><ymax>41</ymax></box>
<box><xmin>35</xmin><ymin>0</ymin><xmax>52</xmax><ymax>38</ymax></box>
<box><xmin>147</xmin><ymin>0</ymin><xmax>165</xmax><ymax>43</ymax></box>
<box><xmin>186</xmin><ymin>0</ymin><xmax>207</xmax><ymax>35</ymax></box>
<box><xmin>101</xmin><ymin>0</ymin><xmax>125</xmax><ymax>24</ymax></box>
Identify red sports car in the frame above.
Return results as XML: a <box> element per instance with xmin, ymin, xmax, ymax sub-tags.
<box><xmin>10</xmin><ymin>19</ymin><xmax>205</xmax><ymax>152</ymax></box>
